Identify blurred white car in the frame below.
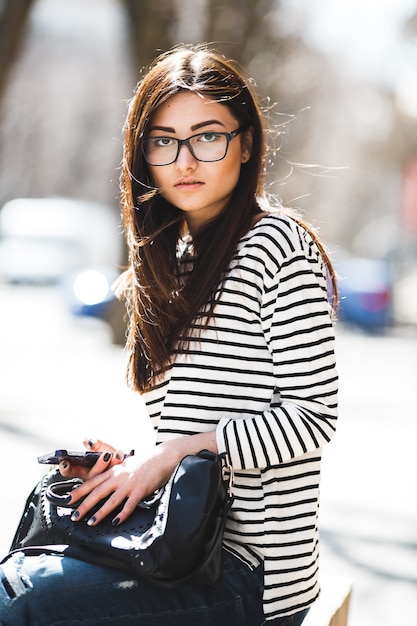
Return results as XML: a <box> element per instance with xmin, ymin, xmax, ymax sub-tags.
<box><xmin>0</xmin><ymin>197</ymin><xmax>123</xmax><ymax>284</ymax></box>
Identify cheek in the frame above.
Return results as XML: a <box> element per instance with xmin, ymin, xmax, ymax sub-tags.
<box><xmin>224</xmin><ymin>159</ymin><xmax>243</xmax><ymax>191</ymax></box>
<box><xmin>148</xmin><ymin>167</ymin><xmax>162</xmax><ymax>189</ymax></box>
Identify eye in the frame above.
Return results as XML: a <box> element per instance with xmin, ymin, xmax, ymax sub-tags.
<box><xmin>198</xmin><ymin>132</ymin><xmax>222</xmax><ymax>143</ymax></box>
<box><xmin>150</xmin><ymin>137</ymin><xmax>176</xmax><ymax>148</ymax></box>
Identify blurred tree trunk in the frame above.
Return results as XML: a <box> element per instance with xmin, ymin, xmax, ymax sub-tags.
<box><xmin>205</xmin><ymin>0</ymin><xmax>264</xmax><ymax>64</ymax></box>
<box><xmin>122</xmin><ymin>0</ymin><xmax>276</xmax><ymax>70</ymax></box>
<box><xmin>122</xmin><ymin>0</ymin><xmax>176</xmax><ymax>70</ymax></box>
<box><xmin>0</xmin><ymin>0</ymin><xmax>36</xmax><ymax>105</ymax></box>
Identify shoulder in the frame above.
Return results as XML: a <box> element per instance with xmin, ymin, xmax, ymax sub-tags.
<box><xmin>238</xmin><ymin>211</ymin><xmax>320</xmax><ymax>267</ymax></box>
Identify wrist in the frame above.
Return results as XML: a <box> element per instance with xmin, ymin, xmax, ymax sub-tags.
<box><xmin>159</xmin><ymin>432</ymin><xmax>218</xmax><ymax>467</ymax></box>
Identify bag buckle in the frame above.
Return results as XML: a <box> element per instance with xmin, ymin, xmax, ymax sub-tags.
<box><xmin>221</xmin><ymin>453</ymin><xmax>234</xmax><ymax>497</ymax></box>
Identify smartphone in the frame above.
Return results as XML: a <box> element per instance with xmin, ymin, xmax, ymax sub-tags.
<box><xmin>38</xmin><ymin>449</ymin><xmax>101</xmax><ymax>467</ymax></box>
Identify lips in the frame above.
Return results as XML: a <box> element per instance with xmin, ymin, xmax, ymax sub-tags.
<box><xmin>174</xmin><ymin>179</ymin><xmax>204</xmax><ymax>190</ymax></box>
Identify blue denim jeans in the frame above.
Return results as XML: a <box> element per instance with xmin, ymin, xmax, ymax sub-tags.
<box><xmin>0</xmin><ymin>550</ymin><xmax>309</xmax><ymax>626</ymax></box>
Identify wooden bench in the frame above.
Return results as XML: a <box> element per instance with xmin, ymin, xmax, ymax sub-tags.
<box><xmin>303</xmin><ymin>576</ymin><xmax>353</xmax><ymax>626</ymax></box>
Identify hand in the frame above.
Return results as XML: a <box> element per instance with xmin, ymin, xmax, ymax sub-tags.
<box><xmin>66</xmin><ymin>431</ymin><xmax>218</xmax><ymax>527</ymax></box>
<box><xmin>66</xmin><ymin>444</ymin><xmax>178</xmax><ymax>527</ymax></box>
<box><xmin>58</xmin><ymin>438</ymin><xmax>127</xmax><ymax>481</ymax></box>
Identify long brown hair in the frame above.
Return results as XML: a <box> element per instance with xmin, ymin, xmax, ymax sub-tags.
<box><xmin>119</xmin><ymin>44</ymin><xmax>337</xmax><ymax>393</ymax></box>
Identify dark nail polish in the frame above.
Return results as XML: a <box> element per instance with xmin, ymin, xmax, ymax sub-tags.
<box><xmin>71</xmin><ymin>510</ymin><xmax>80</xmax><ymax>521</ymax></box>
<box><xmin>88</xmin><ymin>439</ymin><xmax>96</xmax><ymax>448</ymax></box>
<box><xmin>112</xmin><ymin>517</ymin><xmax>120</xmax><ymax>526</ymax></box>
<box><xmin>103</xmin><ymin>452</ymin><xmax>111</xmax><ymax>462</ymax></box>
<box><xmin>87</xmin><ymin>516</ymin><xmax>97</xmax><ymax>526</ymax></box>
<box><xmin>61</xmin><ymin>461</ymin><xmax>68</xmax><ymax>469</ymax></box>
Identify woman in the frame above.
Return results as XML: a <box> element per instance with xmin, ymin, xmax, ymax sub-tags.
<box><xmin>0</xmin><ymin>45</ymin><xmax>338</xmax><ymax>625</ymax></box>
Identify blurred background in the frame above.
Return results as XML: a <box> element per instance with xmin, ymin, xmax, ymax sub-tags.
<box><xmin>0</xmin><ymin>1</ymin><xmax>416</xmax><ymax>625</ymax></box>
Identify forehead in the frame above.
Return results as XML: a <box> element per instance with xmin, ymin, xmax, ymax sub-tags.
<box><xmin>149</xmin><ymin>91</ymin><xmax>237</xmax><ymax>129</ymax></box>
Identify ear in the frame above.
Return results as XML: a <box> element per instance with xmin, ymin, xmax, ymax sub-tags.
<box><xmin>241</xmin><ymin>126</ymin><xmax>254</xmax><ymax>163</ymax></box>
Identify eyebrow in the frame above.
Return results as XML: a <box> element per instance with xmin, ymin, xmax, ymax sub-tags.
<box><xmin>148</xmin><ymin>119</ymin><xmax>227</xmax><ymax>134</ymax></box>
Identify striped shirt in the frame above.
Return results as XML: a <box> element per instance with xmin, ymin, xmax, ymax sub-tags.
<box><xmin>143</xmin><ymin>212</ymin><xmax>338</xmax><ymax>620</ymax></box>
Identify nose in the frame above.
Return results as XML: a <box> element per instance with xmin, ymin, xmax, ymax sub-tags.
<box><xmin>175</xmin><ymin>143</ymin><xmax>197</xmax><ymax>170</ymax></box>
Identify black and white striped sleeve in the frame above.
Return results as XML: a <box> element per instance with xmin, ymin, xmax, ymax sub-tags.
<box><xmin>216</xmin><ymin>222</ymin><xmax>338</xmax><ymax>470</ymax></box>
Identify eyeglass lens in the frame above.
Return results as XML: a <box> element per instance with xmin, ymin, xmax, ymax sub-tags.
<box><xmin>143</xmin><ymin>132</ymin><xmax>231</xmax><ymax>166</ymax></box>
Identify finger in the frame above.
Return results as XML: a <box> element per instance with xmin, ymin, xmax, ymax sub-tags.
<box><xmin>58</xmin><ymin>459</ymin><xmax>71</xmax><ymax>476</ymax></box>
<box><xmin>71</xmin><ymin>477</ymin><xmax>126</xmax><ymax>525</ymax></box>
<box><xmin>84</xmin><ymin>438</ymin><xmax>116</xmax><ymax>453</ymax></box>
<box><xmin>110</xmin><ymin>494</ymin><xmax>141</xmax><ymax>527</ymax></box>
<box><xmin>83</xmin><ymin>451</ymin><xmax>114</xmax><ymax>479</ymax></box>
<box><xmin>58</xmin><ymin>460</ymin><xmax>90</xmax><ymax>481</ymax></box>
<box><xmin>85</xmin><ymin>489</ymin><xmax>128</xmax><ymax>527</ymax></box>
<box><xmin>65</xmin><ymin>465</ymin><xmax>110</xmax><ymax>505</ymax></box>
<box><xmin>109</xmin><ymin>450</ymin><xmax>125</xmax><ymax>467</ymax></box>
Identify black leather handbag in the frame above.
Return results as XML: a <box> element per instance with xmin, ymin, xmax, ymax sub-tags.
<box><xmin>6</xmin><ymin>450</ymin><xmax>234</xmax><ymax>588</ymax></box>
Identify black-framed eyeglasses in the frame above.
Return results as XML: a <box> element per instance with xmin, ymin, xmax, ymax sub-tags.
<box><xmin>142</xmin><ymin>128</ymin><xmax>243</xmax><ymax>166</ymax></box>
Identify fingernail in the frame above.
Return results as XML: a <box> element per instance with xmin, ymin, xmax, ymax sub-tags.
<box><xmin>71</xmin><ymin>510</ymin><xmax>80</xmax><ymax>521</ymax></box>
<box><xmin>87</xmin><ymin>516</ymin><xmax>97</xmax><ymax>526</ymax></box>
<box><xmin>115</xmin><ymin>450</ymin><xmax>122</xmax><ymax>460</ymax></box>
<box><xmin>61</xmin><ymin>461</ymin><xmax>68</xmax><ymax>469</ymax></box>
<box><xmin>112</xmin><ymin>517</ymin><xmax>120</xmax><ymax>526</ymax></box>
<box><xmin>88</xmin><ymin>439</ymin><xmax>97</xmax><ymax>448</ymax></box>
<box><xmin>103</xmin><ymin>452</ymin><xmax>111</xmax><ymax>462</ymax></box>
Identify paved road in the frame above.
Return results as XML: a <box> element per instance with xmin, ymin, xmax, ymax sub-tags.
<box><xmin>319</xmin><ymin>324</ymin><xmax>417</xmax><ymax>626</ymax></box>
<box><xmin>1</xmin><ymin>285</ymin><xmax>416</xmax><ymax>625</ymax></box>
